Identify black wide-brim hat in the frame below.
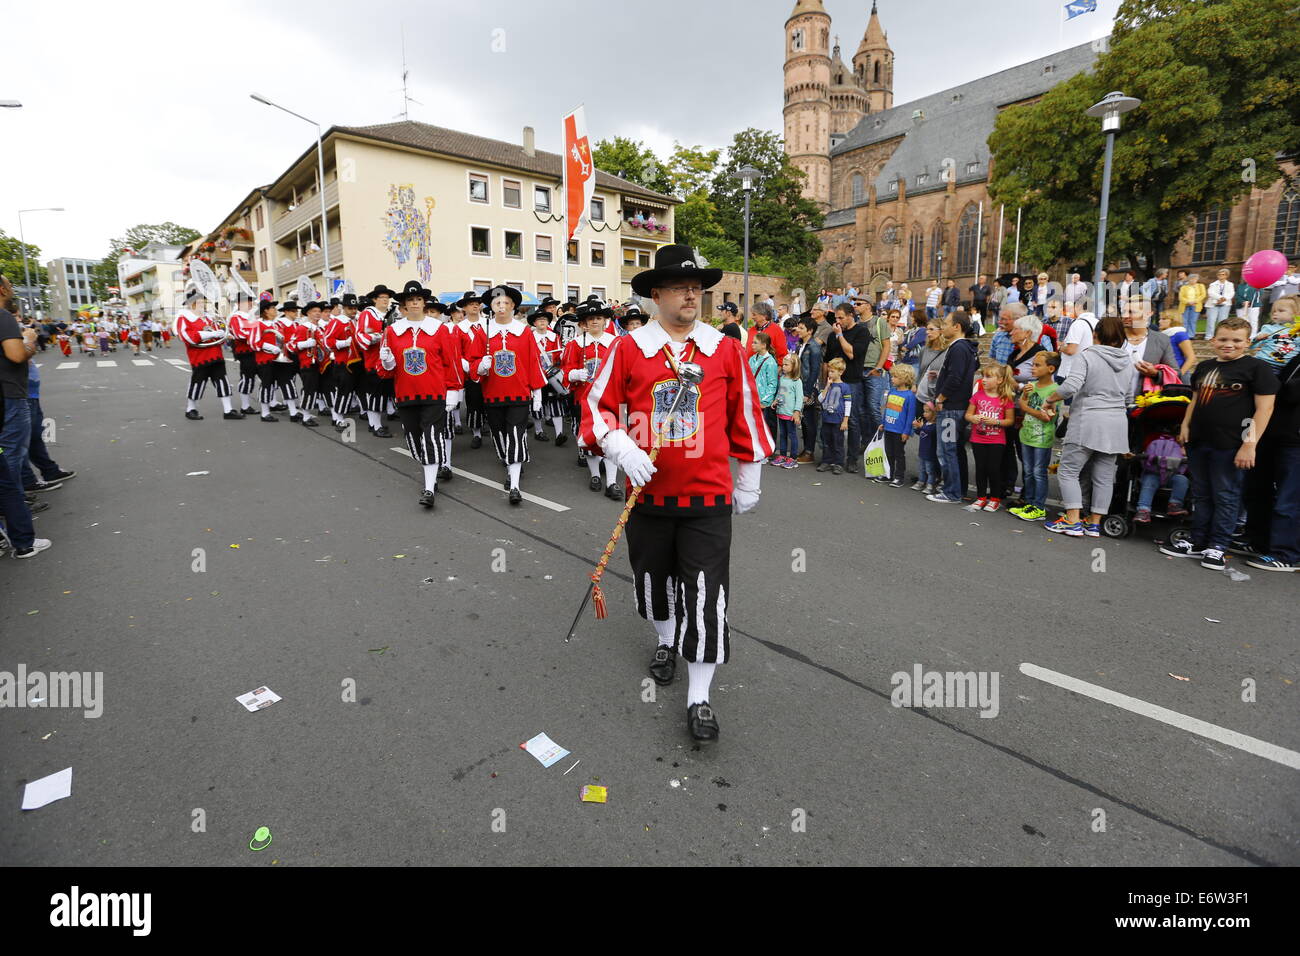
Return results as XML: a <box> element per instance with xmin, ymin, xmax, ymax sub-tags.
<box><xmin>538</xmin><ymin>296</ymin><xmax>560</xmax><ymax>309</ymax></box>
<box><xmin>397</xmin><ymin>279</ymin><xmax>432</xmax><ymax>303</ymax></box>
<box><xmin>481</xmin><ymin>285</ymin><xmax>523</xmax><ymax>309</ymax></box>
<box><xmin>455</xmin><ymin>291</ymin><xmax>482</xmax><ymax>309</ymax></box>
<box><xmin>618</xmin><ymin>305</ymin><xmax>646</xmax><ymax>328</ymax></box>
<box><xmin>258</xmin><ymin>300</ymin><xmax>280</xmax><ymax>312</ymax></box>
<box><xmin>281</xmin><ymin>301</ymin><xmax>301</xmax><ymax>312</ymax></box>
<box><xmin>302</xmin><ymin>301</ymin><xmax>325</xmax><ymax>313</ymax></box>
<box><xmin>340</xmin><ymin>293</ymin><xmax>359</xmax><ymax>307</ymax></box>
<box><xmin>631</xmin><ymin>244</ymin><xmax>722</xmax><ymax>298</ymax></box>
<box><xmin>367</xmin><ymin>284</ymin><xmax>398</xmax><ymax>300</ymax></box>
<box><xmin>423</xmin><ymin>299</ymin><xmax>450</xmax><ymax>314</ymax></box>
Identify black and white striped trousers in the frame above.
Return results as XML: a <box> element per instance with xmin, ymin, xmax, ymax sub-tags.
<box><xmin>331</xmin><ymin>363</ymin><xmax>360</xmax><ymax>416</ymax></box>
<box><xmin>464</xmin><ymin>380</ymin><xmax>486</xmax><ymax>431</ymax></box>
<box><xmin>626</xmin><ymin>510</ymin><xmax>733</xmax><ymax>664</ymax></box>
<box><xmin>484</xmin><ymin>402</ymin><xmax>531</xmax><ymax>465</ymax></box>
<box><xmin>397</xmin><ymin>401</ymin><xmax>448</xmax><ymax>466</ymax></box>
<box><xmin>297</xmin><ymin>366</ymin><xmax>318</xmax><ymax>407</ymax></box>
<box><xmin>235</xmin><ymin>352</ymin><xmax>259</xmax><ymax>395</ymax></box>
<box><xmin>532</xmin><ymin>384</ymin><xmax>567</xmax><ymax>422</ymax></box>
<box><xmin>361</xmin><ymin>369</ymin><xmax>386</xmax><ymax>413</ymax></box>
<box><xmin>187</xmin><ymin>360</ymin><xmax>231</xmax><ymax>401</ymax></box>
<box><xmin>260</xmin><ymin>363</ymin><xmax>298</xmax><ymax>403</ymax></box>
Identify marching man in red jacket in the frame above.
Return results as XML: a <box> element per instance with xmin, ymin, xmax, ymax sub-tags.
<box><xmin>176</xmin><ymin>286</ymin><xmax>241</xmax><ymax>421</ymax></box>
<box><xmin>562</xmin><ymin>303</ymin><xmax>621</xmax><ymax>498</ymax></box>
<box><xmin>579</xmin><ymin>245</ymin><xmax>773</xmax><ymax>743</ymax></box>
<box><xmin>377</xmin><ymin>280</ymin><xmax>458</xmax><ymax>509</ymax></box>
<box><xmin>354</xmin><ymin>288</ymin><xmax>395</xmax><ymax>438</ymax></box>
<box><xmin>464</xmin><ymin>285</ymin><xmax>546</xmax><ymax>505</ymax></box>
<box><xmin>424</xmin><ymin>296</ymin><xmax>464</xmax><ymax>480</ymax></box>
<box><xmin>227</xmin><ymin>289</ymin><xmax>260</xmax><ymax>416</ymax></box>
<box><xmin>455</xmin><ymin>291</ymin><xmax>490</xmax><ymax>447</ymax></box>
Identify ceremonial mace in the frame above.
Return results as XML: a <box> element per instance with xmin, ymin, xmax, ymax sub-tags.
<box><xmin>565</xmin><ymin>359</ymin><xmax>705</xmax><ymax>642</ymax></box>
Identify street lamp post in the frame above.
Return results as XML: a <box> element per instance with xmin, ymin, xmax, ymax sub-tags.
<box><xmin>251</xmin><ymin>93</ymin><xmax>332</xmax><ymax>293</ymax></box>
<box><xmin>731</xmin><ymin>165</ymin><xmax>762</xmax><ymax>317</ymax></box>
<box><xmin>1085</xmin><ymin>91</ymin><xmax>1141</xmax><ymax>301</ymax></box>
<box><xmin>17</xmin><ymin>206</ymin><xmax>64</xmax><ymax>317</ymax></box>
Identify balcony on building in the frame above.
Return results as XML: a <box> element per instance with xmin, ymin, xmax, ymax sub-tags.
<box><xmin>271</xmin><ymin>179</ymin><xmax>339</xmax><ymax>244</ymax></box>
<box><xmin>621</xmin><ymin>199</ymin><xmax>673</xmax><ymax>245</ymax></box>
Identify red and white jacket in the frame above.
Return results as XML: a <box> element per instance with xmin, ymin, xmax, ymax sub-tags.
<box><xmin>465</xmin><ymin>319</ymin><xmax>546</xmax><ymax>404</ymax></box>
<box><xmin>354</xmin><ymin>307</ymin><xmax>385</xmax><ymax>372</ymax></box>
<box><xmin>436</xmin><ymin>317</ymin><xmax>466</xmax><ymax>389</ymax></box>
<box><xmin>176</xmin><ymin>310</ymin><xmax>226</xmax><ymax>366</ymax></box>
<box><xmin>377</xmin><ymin>317</ymin><xmax>458</xmax><ymax>405</ymax></box>
<box><xmin>560</xmin><ymin>330</ymin><xmax>616</xmax><ymax>407</ymax></box>
<box><xmin>227</xmin><ymin>310</ymin><xmax>256</xmax><ymax>356</ymax></box>
<box><xmin>456</xmin><ymin>317</ymin><xmax>488</xmax><ymax>379</ymax></box>
<box><xmin>294</xmin><ymin>320</ymin><xmax>323</xmax><ymax>370</ymax></box>
<box><xmin>533</xmin><ymin>326</ymin><xmax>562</xmax><ymax>381</ymax></box>
<box><xmin>579</xmin><ymin>320</ymin><xmax>774</xmax><ymax>515</ymax></box>
<box><xmin>321</xmin><ymin>314</ymin><xmax>357</xmax><ymax>367</ymax></box>
<box><xmin>251</xmin><ymin>316</ymin><xmax>299</xmax><ymax>366</ymax></box>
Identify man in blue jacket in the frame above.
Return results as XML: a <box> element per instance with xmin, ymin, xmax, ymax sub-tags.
<box><xmin>927</xmin><ymin>310</ymin><xmax>979</xmax><ymax>503</ymax></box>
<box><xmin>794</xmin><ymin>313</ymin><xmax>822</xmax><ymax>463</ymax></box>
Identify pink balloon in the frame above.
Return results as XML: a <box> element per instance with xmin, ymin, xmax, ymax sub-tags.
<box><xmin>1242</xmin><ymin>249</ymin><xmax>1288</xmax><ymax>289</ymax></box>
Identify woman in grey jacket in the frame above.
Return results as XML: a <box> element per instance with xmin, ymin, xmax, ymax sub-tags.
<box><xmin>1043</xmin><ymin>316</ymin><xmax>1132</xmax><ymax>536</ymax></box>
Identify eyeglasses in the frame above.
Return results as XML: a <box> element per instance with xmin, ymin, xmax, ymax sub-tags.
<box><xmin>661</xmin><ymin>285</ymin><xmax>702</xmax><ymax>296</ymax></box>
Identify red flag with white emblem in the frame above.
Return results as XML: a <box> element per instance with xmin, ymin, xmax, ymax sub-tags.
<box><xmin>563</xmin><ymin>106</ymin><xmax>594</xmax><ymax>241</ymax></box>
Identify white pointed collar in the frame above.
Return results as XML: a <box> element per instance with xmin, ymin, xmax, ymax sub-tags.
<box><xmin>390</xmin><ymin>316</ymin><xmax>441</xmax><ymax>336</ymax></box>
<box><xmin>488</xmin><ymin>318</ymin><xmax>526</xmax><ymax>337</ymax></box>
<box><xmin>576</xmin><ymin>330</ymin><xmax>615</xmax><ymax>348</ymax></box>
<box><xmin>629</xmin><ymin>318</ymin><xmax>723</xmax><ymax>358</ymax></box>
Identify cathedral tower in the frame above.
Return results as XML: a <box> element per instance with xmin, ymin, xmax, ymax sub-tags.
<box><xmin>853</xmin><ymin>1</ymin><xmax>894</xmax><ymax>114</ymax></box>
<box><xmin>783</xmin><ymin>0</ymin><xmax>832</xmax><ymax>209</ymax></box>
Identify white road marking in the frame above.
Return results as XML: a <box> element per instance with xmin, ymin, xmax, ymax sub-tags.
<box><xmin>97</xmin><ymin>360</ymin><xmax>117</xmax><ymax>368</ymax></box>
<box><xmin>56</xmin><ymin>362</ymin><xmax>79</xmax><ymax>370</ymax></box>
<box><xmin>389</xmin><ymin>446</ymin><xmax>570</xmax><ymax>512</ymax></box>
<box><xmin>132</xmin><ymin>359</ymin><xmax>154</xmax><ymax>366</ymax></box>
<box><xmin>1020</xmin><ymin>662</ymin><xmax>1300</xmax><ymax>770</ymax></box>
<box><xmin>165</xmin><ymin>359</ymin><xmax>189</xmax><ymax>367</ymax></box>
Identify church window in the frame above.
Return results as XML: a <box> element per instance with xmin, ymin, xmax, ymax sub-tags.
<box><xmin>929</xmin><ymin>221</ymin><xmax>945</xmax><ymax>276</ymax></box>
<box><xmin>791</xmin><ymin>29</ymin><xmax>804</xmax><ymax>52</ymax></box>
<box><xmin>1274</xmin><ymin>183</ymin><xmax>1299</xmax><ymax>257</ymax></box>
<box><xmin>852</xmin><ymin>174</ymin><xmax>864</xmax><ymax>205</ymax></box>
<box><xmin>956</xmin><ymin>204</ymin><xmax>979</xmax><ymax>274</ymax></box>
<box><xmin>874</xmin><ymin>61</ymin><xmax>881</xmax><ymax>84</ymax></box>
<box><xmin>908</xmin><ymin>225</ymin><xmax>924</xmax><ymax>278</ymax></box>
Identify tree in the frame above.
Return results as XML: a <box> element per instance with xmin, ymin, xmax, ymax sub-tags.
<box><xmin>93</xmin><ymin>222</ymin><xmax>201</xmax><ymax>298</ymax></box>
<box><xmin>0</xmin><ymin>229</ymin><xmax>47</xmax><ymax>294</ymax></box>
<box><xmin>663</xmin><ymin>143</ymin><xmax>724</xmax><ymax>248</ymax></box>
<box><xmin>590</xmin><ymin>137</ymin><xmax>673</xmax><ymax>195</ymax></box>
<box><xmin>988</xmin><ymin>0</ymin><xmax>1300</xmax><ymax>273</ymax></box>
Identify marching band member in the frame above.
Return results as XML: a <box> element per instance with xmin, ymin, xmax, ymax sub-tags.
<box><xmin>254</xmin><ymin>300</ymin><xmax>318</xmax><ymax>426</ymax></box>
<box><xmin>377</xmin><ymin>281</ymin><xmax>458</xmax><ymax>509</ymax></box>
<box><xmin>580</xmin><ymin>245</ymin><xmax>774</xmax><ymax>743</ymax></box>
<box><xmin>355</xmin><ymin>287</ymin><xmax>395</xmax><ymax>438</ymax></box>
<box><xmin>455</xmin><ymin>291</ymin><xmax>489</xmax><ymax>447</ymax></box>
<box><xmin>424</xmin><ymin>297</ymin><xmax>464</xmax><ymax>480</ymax></box>
<box><xmin>561</xmin><ymin>304</ymin><xmax>621</xmax><ymax>497</ymax></box>
<box><xmin>465</xmin><ymin>285</ymin><xmax>545</xmax><ymax>505</ymax></box>
<box><xmin>529</xmin><ymin>306</ymin><xmax>568</xmax><ymax>445</ymax></box>
<box><xmin>321</xmin><ymin>300</ymin><xmax>359</xmax><ymax>431</ymax></box>
<box><xmin>227</xmin><ymin>290</ymin><xmax>261</xmax><ymax>416</ymax></box>
<box><xmin>177</xmin><ymin>288</ymin><xmax>240</xmax><ymax>421</ymax></box>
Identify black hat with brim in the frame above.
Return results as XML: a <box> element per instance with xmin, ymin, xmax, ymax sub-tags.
<box><xmin>281</xmin><ymin>301</ymin><xmax>301</xmax><ymax>313</ymax></box>
<box><xmin>631</xmin><ymin>244</ymin><xmax>722</xmax><ymax>298</ymax></box>
<box><xmin>455</xmin><ymin>291</ymin><xmax>482</xmax><ymax>309</ymax></box>
<box><xmin>302</xmin><ymin>301</ymin><xmax>325</xmax><ymax>313</ymax></box>
<box><xmin>397</xmin><ymin>280</ymin><xmax>432</xmax><ymax>304</ymax></box>
<box><xmin>340</xmin><ymin>293</ymin><xmax>359</xmax><ymax>307</ymax></box>
<box><xmin>481</xmin><ymin>285</ymin><xmax>523</xmax><ymax>309</ymax></box>
<box><xmin>367</xmin><ymin>284</ymin><xmax>398</xmax><ymax>300</ymax></box>
<box><xmin>538</xmin><ymin>297</ymin><xmax>560</xmax><ymax>309</ymax></box>
<box><xmin>423</xmin><ymin>299</ymin><xmax>450</xmax><ymax>314</ymax></box>
<box><xmin>258</xmin><ymin>300</ymin><xmax>280</xmax><ymax>313</ymax></box>
<box><xmin>618</xmin><ymin>305</ymin><xmax>647</xmax><ymax>329</ymax></box>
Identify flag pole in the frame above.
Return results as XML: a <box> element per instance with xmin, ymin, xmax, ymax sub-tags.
<box><xmin>562</xmin><ymin>113</ymin><xmax>569</xmax><ymax>304</ymax></box>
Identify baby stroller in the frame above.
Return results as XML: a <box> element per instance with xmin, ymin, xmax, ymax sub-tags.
<box><xmin>1099</xmin><ymin>366</ymin><xmax>1194</xmax><ymax>543</ymax></box>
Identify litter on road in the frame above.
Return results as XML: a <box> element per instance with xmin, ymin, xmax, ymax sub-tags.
<box><xmin>521</xmin><ymin>732</ymin><xmax>569</xmax><ymax>768</ymax></box>
<box><xmin>22</xmin><ymin>767</ymin><xmax>72</xmax><ymax>810</ymax></box>
<box><xmin>236</xmin><ymin>687</ymin><xmax>282</xmax><ymax>712</ymax></box>
<box><xmin>581</xmin><ymin>785</ymin><xmax>608</xmax><ymax>804</ymax></box>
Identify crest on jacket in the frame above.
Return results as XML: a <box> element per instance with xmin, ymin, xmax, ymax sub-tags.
<box><xmin>403</xmin><ymin>346</ymin><xmax>427</xmax><ymax>376</ymax></box>
<box><xmin>494</xmin><ymin>349</ymin><xmax>516</xmax><ymax>376</ymax></box>
<box><xmin>651</xmin><ymin>379</ymin><xmax>700</xmax><ymax>442</ymax></box>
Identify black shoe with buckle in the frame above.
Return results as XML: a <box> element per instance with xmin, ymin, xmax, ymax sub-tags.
<box><xmin>454</xmin><ymin>424</ymin><xmax>465</xmax><ymax>435</ymax></box>
<box><xmin>589</xmin><ymin>475</ymin><xmax>603</xmax><ymax>492</ymax></box>
<box><xmin>261</xmin><ymin>414</ymin><xmax>279</xmax><ymax>422</ymax></box>
<box><xmin>438</xmin><ymin>466</ymin><xmax>452</xmax><ymax>482</ymax></box>
<box><xmin>605</xmin><ymin>483</ymin><xmax>624</xmax><ymax>501</ymax></box>
<box><xmin>649</xmin><ymin>647</ymin><xmax>676</xmax><ymax>685</ymax></box>
<box><xmin>687</xmin><ymin>702</ymin><xmax>719</xmax><ymax>743</ymax></box>
<box><xmin>534</xmin><ymin>431</ymin><xmax>550</xmax><ymax>442</ymax></box>
<box><xmin>470</xmin><ymin>435</ymin><xmax>482</xmax><ymax>449</ymax></box>
<box><xmin>290</xmin><ymin>412</ymin><xmax>302</xmax><ymax>422</ymax></box>
<box><xmin>185</xmin><ymin>409</ymin><xmax>203</xmax><ymax>421</ymax></box>
<box><xmin>222</xmin><ymin>410</ymin><xmax>243</xmax><ymax>420</ymax></box>
<box><xmin>508</xmin><ymin>487</ymin><xmax>522</xmax><ymax>505</ymax></box>
<box><xmin>554</xmin><ymin>433</ymin><xmax>568</xmax><ymax>447</ymax></box>
<box><xmin>418</xmin><ymin>490</ymin><xmax>436</xmax><ymax>509</ymax></box>
<box><xmin>373</xmin><ymin>426</ymin><xmax>393</xmax><ymax>438</ymax></box>
<box><xmin>301</xmin><ymin>418</ymin><xmax>319</xmax><ymax>428</ymax></box>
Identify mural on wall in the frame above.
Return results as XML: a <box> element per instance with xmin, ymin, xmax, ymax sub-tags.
<box><xmin>383</xmin><ymin>183</ymin><xmax>435</xmax><ymax>283</ymax></box>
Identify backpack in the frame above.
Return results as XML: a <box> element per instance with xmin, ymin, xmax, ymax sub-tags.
<box><xmin>1142</xmin><ymin>434</ymin><xmax>1187</xmax><ymax>485</ymax></box>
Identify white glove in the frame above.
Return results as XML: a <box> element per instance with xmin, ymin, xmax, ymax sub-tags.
<box><xmin>733</xmin><ymin>460</ymin><xmax>762</xmax><ymax>514</ymax></box>
<box><xmin>461</xmin><ymin>358</ymin><xmax>470</xmax><ymax>373</ymax></box>
<box><xmin>477</xmin><ymin>356</ymin><xmax>492</xmax><ymax>376</ymax></box>
<box><xmin>531</xmin><ymin>388</ymin><xmax>542</xmax><ymax>414</ymax></box>
<box><xmin>334</xmin><ymin>337</ymin><xmax>352</xmax><ymax>349</ymax></box>
<box><xmin>262</xmin><ymin>344</ymin><xmax>282</xmax><ymax>356</ymax></box>
<box><xmin>199</xmin><ymin>328</ymin><xmax>224</xmax><ymax>342</ymax></box>
<box><xmin>298</xmin><ymin>337</ymin><xmax>316</xmax><ymax>349</ymax></box>
<box><xmin>445</xmin><ymin>389</ymin><xmax>462</xmax><ymax>407</ymax></box>
<box><xmin>601</xmin><ymin>429</ymin><xmax>655</xmax><ymax>487</ymax></box>
<box><xmin>379</xmin><ymin>346</ymin><xmax>396</xmax><ymax>371</ymax></box>
<box><xmin>568</xmin><ymin>368</ymin><xmax>588</xmax><ymax>383</ymax></box>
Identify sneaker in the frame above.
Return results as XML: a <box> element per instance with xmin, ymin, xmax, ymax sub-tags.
<box><xmin>983</xmin><ymin>498</ymin><xmax>1002</xmax><ymax>513</ymax></box>
<box><xmin>1082</xmin><ymin>523</ymin><xmax>1100</xmax><ymax>537</ymax></box>
<box><xmin>1245</xmin><ymin>555</ymin><xmax>1299</xmax><ymax>572</ymax></box>
<box><xmin>831</xmin><ymin>465</ymin><xmax>843</xmax><ymax>475</ymax></box>
<box><xmin>889</xmin><ymin>477</ymin><xmax>905</xmax><ymax>487</ymax></box>
<box><xmin>783</xmin><ymin>458</ymin><xmax>799</xmax><ymax>469</ymax></box>
<box><xmin>15</xmin><ymin>538</ymin><xmax>52</xmax><ymax>559</ymax></box>
<box><xmin>1044</xmin><ymin>518</ymin><xmax>1084</xmax><ymax>536</ymax></box>
<box><xmin>1018</xmin><ymin>506</ymin><xmax>1047</xmax><ymax>522</ymax></box>
<box><xmin>928</xmin><ymin>492</ymin><xmax>962</xmax><ymax>503</ymax></box>
<box><xmin>922</xmin><ymin>483</ymin><xmax>937</xmax><ymax>495</ymax></box>
<box><xmin>845</xmin><ymin>461</ymin><xmax>859</xmax><ymax>474</ymax></box>
<box><xmin>796</xmin><ymin>452</ymin><xmax>815</xmax><ymax>464</ymax></box>
<box><xmin>816</xmin><ymin>463</ymin><xmax>832</xmax><ymax>472</ymax></box>
<box><xmin>30</xmin><ymin>481</ymin><xmax>63</xmax><ymax>493</ymax></box>
<box><xmin>965</xmin><ymin>498</ymin><xmax>988</xmax><ymax>512</ymax></box>
<box><xmin>1159</xmin><ymin>540</ymin><xmax>1205</xmax><ymax>559</ymax></box>
<box><xmin>1200</xmin><ymin>548</ymin><xmax>1227</xmax><ymax>571</ymax></box>
<box><xmin>910</xmin><ymin>480</ymin><xmax>925</xmax><ymax>491</ymax></box>
<box><xmin>1166</xmin><ymin>501</ymin><xmax>1189</xmax><ymax>518</ymax></box>
<box><xmin>1226</xmin><ymin>540</ymin><xmax>1262</xmax><ymax>557</ymax></box>
<box><xmin>1134</xmin><ymin>507</ymin><xmax>1152</xmax><ymax>524</ymax></box>
<box><xmin>46</xmin><ymin>470</ymin><xmax>76</xmax><ymax>482</ymax></box>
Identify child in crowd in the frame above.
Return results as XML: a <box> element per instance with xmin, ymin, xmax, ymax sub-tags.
<box><xmin>1159</xmin><ymin>317</ymin><xmax>1278</xmax><ymax>570</ymax></box>
<box><xmin>749</xmin><ymin>332</ymin><xmax>780</xmax><ymax>463</ymax></box>
<box><xmin>773</xmin><ymin>352</ymin><xmax>804</xmax><ymax>468</ymax></box>
<box><xmin>1011</xmin><ymin>351</ymin><xmax>1060</xmax><ymax>522</ymax></box>
<box><xmin>881</xmin><ymin>363</ymin><xmax>918</xmax><ymax>487</ymax></box>
<box><xmin>1134</xmin><ymin>432</ymin><xmax>1190</xmax><ymax>523</ymax></box>
<box><xmin>816</xmin><ymin>358</ymin><xmax>852</xmax><ymax>475</ymax></box>
<box><xmin>912</xmin><ymin>402</ymin><xmax>939</xmax><ymax>493</ymax></box>
<box><xmin>965</xmin><ymin>361</ymin><xmax>1017</xmax><ymax>512</ymax></box>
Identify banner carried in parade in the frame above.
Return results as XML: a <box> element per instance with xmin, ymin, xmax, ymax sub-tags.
<box><xmin>1064</xmin><ymin>0</ymin><xmax>1096</xmax><ymax>19</ymax></box>
<box><xmin>563</xmin><ymin>106</ymin><xmax>594</xmax><ymax>241</ymax></box>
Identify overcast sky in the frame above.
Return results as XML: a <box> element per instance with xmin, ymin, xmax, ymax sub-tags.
<box><xmin>2</xmin><ymin>0</ymin><xmax>1116</xmax><ymax>264</ymax></box>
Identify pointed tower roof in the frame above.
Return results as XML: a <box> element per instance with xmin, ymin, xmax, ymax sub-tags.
<box><xmin>787</xmin><ymin>0</ymin><xmax>827</xmax><ymax>20</ymax></box>
<box><xmin>857</xmin><ymin>2</ymin><xmax>889</xmax><ymax>53</ymax></box>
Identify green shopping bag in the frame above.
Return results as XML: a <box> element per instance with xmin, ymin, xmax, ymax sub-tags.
<box><xmin>863</xmin><ymin>427</ymin><xmax>890</xmax><ymax>479</ymax></box>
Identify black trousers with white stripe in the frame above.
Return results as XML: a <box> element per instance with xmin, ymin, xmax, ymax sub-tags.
<box><xmin>484</xmin><ymin>402</ymin><xmax>531</xmax><ymax>465</ymax></box>
<box><xmin>397</xmin><ymin>401</ymin><xmax>447</xmax><ymax>466</ymax></box>
<box><xmin>235</xmin><ymin>352</ymin><xmax>259</xmax><ymax>395</ymax></box>
<box><xmin>259</xmin><ymin>362</ymin><xmax>298</xmax><ymax>403</ymax></box>
<box><xmin>298</xmin><ymin>366</ymin><xmax>319</xmax><ymax>408</ymax></box>
<box><xmin>464</xmin><ymin>380</ymin><xmax>485</xmax><ymax>431</ymax></box>
<box><xmin>625</xmin><ymin>510</ymin><xmax>733</xmax><ymax>664</ymax></box>
<box><xmin>331</xmin><ymin>363</ymin><xmax>360</xmax><ymax>416</ymax></box>
<box><xmin>187</xmin><ymin>360</ymin><xmax>231</xmax><ymax>401</ymax></box>
<box><xmin>361</xmin><ymin>369</ymin><xmax>386</xmax><ymax>413</ymax></box>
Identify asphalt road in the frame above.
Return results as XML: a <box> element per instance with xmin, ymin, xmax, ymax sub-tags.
<box><xmin>2</xmin><ymin>349</ymin><xmax>1296</xmax><ymax>866</ymax></box>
